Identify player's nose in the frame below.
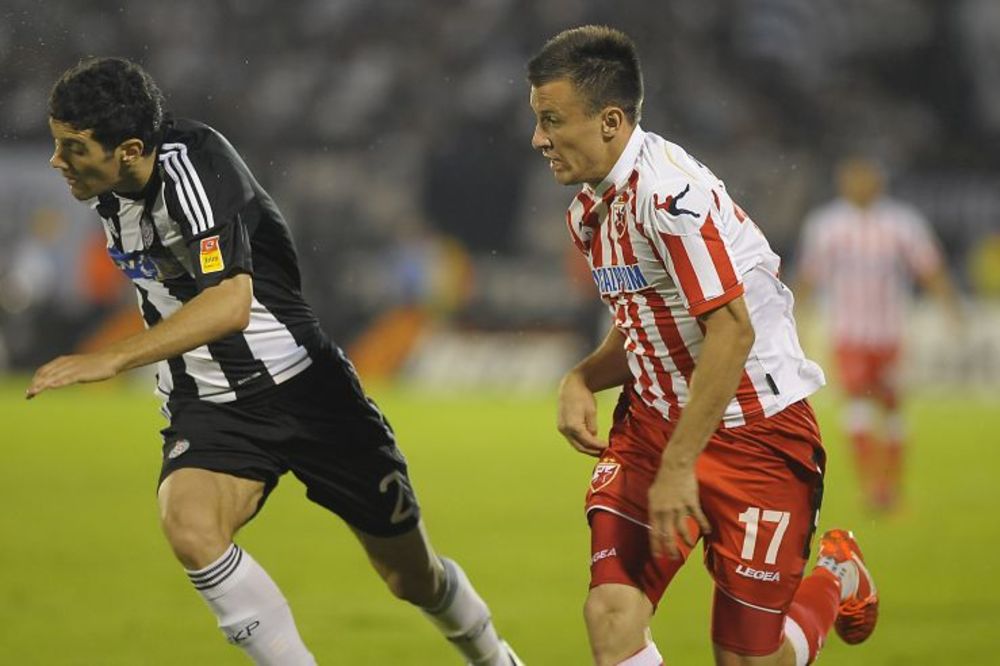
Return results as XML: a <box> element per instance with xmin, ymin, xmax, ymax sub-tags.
<box><xmin>531</xmin><ymin>125</ymin><xmax>551</xmax><ymax>151</ymax></box>
<box><xmin>49</xmin><ymin>150</ymin><xmax>68</xmax><ymax>171</ymax></box>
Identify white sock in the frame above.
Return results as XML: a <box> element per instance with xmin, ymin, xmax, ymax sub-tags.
<box><xmin>616</xmin><ymin>641</ymin><xmax>663</xmax><ymax>666</ymax></box>
<box><xmin>783</xmin><ymin>617</ymin><xmax>810</xmax><ymax>666</ymax></box>
<box><xmin>422</xmin><ymin>558</ymin><xmax>507</xmax><ymax>665</ymax></box>
<box><xmin>187</xmin><ymin>544</ymin><xmax>316</xmax><ymax>665</ymax></box>
<box><xmin>815</xmin><ymin>554</ymin><xmax>859</xmax><ymax>602</ymax></box>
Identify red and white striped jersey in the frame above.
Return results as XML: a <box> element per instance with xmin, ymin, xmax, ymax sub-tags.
<box><xmin>797</xmin><ymin>198</ymin><xmax>943</xmax><ymax>346</ymax></box>
<box><xmin>567</xmin><ymin>128</ymin><xmax>825</xmax><ymax>428</ymax></box>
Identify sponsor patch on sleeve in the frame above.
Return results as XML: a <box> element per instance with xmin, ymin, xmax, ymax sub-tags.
<box><xmin>199</xmin><ymin>235</ymin><xmax>225</xmax><ymax>274</ymax></box>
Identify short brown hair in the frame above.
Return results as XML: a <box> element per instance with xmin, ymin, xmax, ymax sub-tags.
<box><xmin>527</xmin><ymin>25</ymin><xmax>643</xmax><ymax>123</ymax></box>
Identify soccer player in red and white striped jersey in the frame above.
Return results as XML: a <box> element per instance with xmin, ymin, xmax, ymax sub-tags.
<box><xmin>796</xmin><ymin>158</ymin><xmax>960</xmax><ymax>510</ymax></box>
<box><xmin>529</xmin><ymin>26</ymin><xmax>878</xmax><ymax>666</ymax></box>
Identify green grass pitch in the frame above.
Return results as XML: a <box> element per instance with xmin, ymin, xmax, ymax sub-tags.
<box><xmin>1</xmin><ymin>377</ymin><xmax>998</xmax><ymax>664</ymax></box>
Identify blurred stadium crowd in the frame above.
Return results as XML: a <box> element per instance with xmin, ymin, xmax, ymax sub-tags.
<box><xmin>1</xmin><ymin>0</ymin><xmax>999</xmax><ymax>376</ymax></box>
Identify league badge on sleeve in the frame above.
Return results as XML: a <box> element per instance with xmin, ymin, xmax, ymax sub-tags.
<box><xmin>590</xmin><ymin>458</ymin><xmax>622</xmax><ymax>492</ymax></box>
<box><xmin>199</xmin><ymin>235</ymin><xmax>225</xmax><ymax>274</ymax></box>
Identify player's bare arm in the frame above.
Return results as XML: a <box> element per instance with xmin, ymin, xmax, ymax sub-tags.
<box><xmin>26</xmin><ymin>272</ymin><xmax>252</xmax><ymax>399</ymax></box>
<box><xmin>648</xmin><ymin>296</ymin><xmax>755</xmax><ymax>559</ymax></box>
<box><xmin>557</xmin><ymin>325</ymin><xmax>632</xmax><ymax>456</ymax></box>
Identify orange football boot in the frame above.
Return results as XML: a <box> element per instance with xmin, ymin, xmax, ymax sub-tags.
<box><xmin>816</xmin><ymin>529</ymin><xmax>879</xmax><ymax>645</ymax></box>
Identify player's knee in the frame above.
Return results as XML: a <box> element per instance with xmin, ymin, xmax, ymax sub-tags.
<box><xmin>584</xmin><ymin>588</ymin><xmax>645</xmax><ymax>654</ymax></box>
<box><xmin>160</xmin><ymin>508</ymin><xmax>230</xmax><ymax>569</ymax></box>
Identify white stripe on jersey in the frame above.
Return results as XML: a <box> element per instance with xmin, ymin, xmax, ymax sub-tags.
<box><xmin>678</xmin><ymin>232</ymin><xmax>725</xmax><ymax>298</ymax></box>
<box><xmin>147</xmin><ymin>181</ymin><xmax>195</xmax><ymax>274</ymax></box>
<box><xmin>136</xmin><ymin>276</ymin><xmax>231</xmax><ymax>400</ymax></box>
<box><xmin>160</xmin><ymin>142</ymin><xmax>216</xmax><ymax>234</ymax></box>
<box><xmin>243</xmin><ymin>295</ymin><xmax>312</xmax><ymax>382</ymax></box>
<box><xmin>159</xmin><ymin>151</ymin><xmax>204</xmax><ymax>235</ymax></box>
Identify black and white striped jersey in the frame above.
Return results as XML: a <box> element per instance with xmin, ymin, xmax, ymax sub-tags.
<box><xmin>92</xmin><ymin>118</ymin><xmax>324</xmax><ymax>403</ymax></box>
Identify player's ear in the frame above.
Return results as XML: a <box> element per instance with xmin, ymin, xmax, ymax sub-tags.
<box><xmin>117</xmin><ymin>138</ymin><xmax>145</xmax><ymax>165</ymax></box>
<box><xmin>601</xmin><ymin>107</ymin><xmax>626</xmax><ymax>139</ymax></box>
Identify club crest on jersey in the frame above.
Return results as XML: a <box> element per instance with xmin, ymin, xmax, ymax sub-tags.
<box><xmin>140</xmin><ymin>216</ymin><xmax>155</xmax><ymax>248</ymax></box>
<box><xmin>166</xmin><ymin>439</ymin><xmax>190</xmax><ymax>459</ymax></box>
<box><xmin>592</xmin><ymin>263</ymin><xmax>649</xmax><ymax>296</ymax></box>
<box><xmin>590</xmin><ymin>459</ymin><xmax>621</xmax><ymax>492</ymax></box>
<box><xmin>611</xmin><ymin>192</ymin><xmax>630</xmax><ymax>232</ymax></box>
<box><xmin>199</xmin><ymin>235</ymin><xmax>225</xmax><ymax>274</ymax></box>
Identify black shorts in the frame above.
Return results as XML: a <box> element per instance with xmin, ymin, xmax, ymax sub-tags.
<box><xmin>158</xmin><ymin>346</ymin><xmax>420</xmax><ymax>537</ymax></box>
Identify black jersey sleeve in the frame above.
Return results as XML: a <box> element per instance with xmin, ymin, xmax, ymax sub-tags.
<box><xmin>158</xmin><ymin>122</ymin><xmax>255</xmax><ymax>290</ymax></box>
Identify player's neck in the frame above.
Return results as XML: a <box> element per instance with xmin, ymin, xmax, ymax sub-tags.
<box><xmin>113</xmin><ymin>154</ymin><xmax>157</xmax><ymax>199</ymax></box>
<box><xmin>587</xmin><ymin>125</ymin><xmax>636</xmax><ymax>188</ymax></box>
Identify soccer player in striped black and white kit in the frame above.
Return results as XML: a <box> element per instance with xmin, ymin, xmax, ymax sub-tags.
<box><xmin>529</xmin><ymin>27</ymin><xmax>879</xmax><ymax>666</ymax></box>
<box><xmin>796</xmin><ymin>158</ymin><xmax>961</xmax><ymax>510</ymax></box>
<box><xmin>28</xmin><ymin>57</ymin><xmax>522</xmax><ymax>666</ymax></box>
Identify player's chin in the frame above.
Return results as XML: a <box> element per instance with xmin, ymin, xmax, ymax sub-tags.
<box><xmin>66</xmin><ymin>182</ymin><xmax>93</xmax><ymax>200</ymax></box>
<box><xmin>552</xmin><ymin>169</ymin><xmax>580</xmax><ymax>186</ymax></box>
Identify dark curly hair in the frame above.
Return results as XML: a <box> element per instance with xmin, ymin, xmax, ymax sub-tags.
<box><xmin>527</xmin><ymin>25</ymin><xmax>643</xmax><ymax>124</ymax></box>
<box><xmin>49</xmin><ymin>57</ymin><xmax>165</xmax><ymax>155</ymax></box>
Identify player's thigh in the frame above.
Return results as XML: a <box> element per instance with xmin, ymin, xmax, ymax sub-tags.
<box><xmin>588</xmin><ymin>509</ymin><xmax>690</xmax><ymax>610</ymax></box>
<box><xmin>276</xmin><ymin>352</ymin><xmax>423</xmax><ymax>538</ymax></box>
<box><xmin>698</xmin><ymin>436</ymin><xmax>822</xmax><ymax>654</ymax></box>
<box><xmin>158</xmin><ymin>467</ymin><xmax>266</xmax><ymax>542</ymax></box>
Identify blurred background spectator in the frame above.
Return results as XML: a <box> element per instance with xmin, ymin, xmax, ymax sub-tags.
<box><xmin>1</xmin><ymin>0</ymin><xmax>997</xmax><ymax>388</ymax></box>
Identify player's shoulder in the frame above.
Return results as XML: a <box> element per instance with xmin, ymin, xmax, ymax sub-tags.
<box><xmin>161</xmin><ymin>118</ymin><xmax>243</xmax><ymax>166</ymax></box>
<box><xmin>803</xmin><ymin>199</ymin><xmax>852</xmax><ymax>230</ymax></box>
<box><xmin>635</xmin><ymin>133</ymin><xmax>714</xmax><ymax>234</ymax></box>
<box><xmin>875</xmin><ymin>197</ymin><xmax>929</xmax><ymax>228</ymax></box>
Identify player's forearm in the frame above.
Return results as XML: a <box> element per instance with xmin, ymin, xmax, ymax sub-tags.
<box><xmin>661</xmin><ymin>300</ymin><xmax>754</xmax><ymax>467</ymax></box>
<box><xmin>564</xmin><ymin>325</ymin><xmax>632</xmax><ymax>393</ymax></box>
<box><xmin>107</xmin><ymin>273</ymin><xmax>252</xmax><ymax>373</ymax></box>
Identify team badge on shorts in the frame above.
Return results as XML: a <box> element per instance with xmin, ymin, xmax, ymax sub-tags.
<box><xmin>167</xmin><ymin>439</ymin><xmax>190</xmax><ymax>460</ymax></box>
<box><xmin>590</xmin><ymin>459</ymin><xmax>621</xmax><ymax>492</ymax></box>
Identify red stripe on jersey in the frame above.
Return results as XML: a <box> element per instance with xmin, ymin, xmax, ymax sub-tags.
<box><xmin>616</xmin><ymin>172</ymin><xmax>641</xmax><ymax>265</ymax></box>
<box><xmin>735</xmin><ymin>370</ymin><xmax>764</xmax><ymax>422</ymax></box>
<box><xmin>700</xmin><ymin>213</ymin><xmax>739</xmax><ymax>290</ymax></box>
<box><xmin>566</xmin><ymin>209</ymin><xmax>587</xmax><ymax>254</ymax></box>
<box><xmin>620</xmin><ymin>300</ymin><xmax>663</xmax><ymax>408</ymax></box>
<box><xmin>578</xmin><ymin>191</ymin><xmax>600</xmax><ymax>229</ymax></box>
<box><xmin>590</xmin><ymin>186</ymin><xmax>617</xmax><ymax>267</ymax></box>
<box><xmin>602</xmin><ymin>184</ymin><xmax>620</xmax><ymax>265</ymax></box>
<box><xmin>661</xmin><ymin>232</ymin><xmax>705</xmax><ymax>304</ymax></box>
<box><xmin>624</xmin><ymin>296</ymin><xmax>681</xmax><ymax>421</ymax></box>
<box><xmin>642</xmin><ymin>290</ymin><xmax>697</xmax><ymax>383</ymax></box>
<box><xmin>687</xmin><ymin>283</ymin><xmax>746</xmax><ymax>317</ymax></box>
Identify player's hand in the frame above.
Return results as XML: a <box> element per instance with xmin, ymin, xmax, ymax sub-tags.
<box><xmin>556</xmin><ymin>370</ymin><xmax>607</xmax><ymax>457</ymax></box>
<box><xmin>648</xmin><ymin>458</ymin><xmax>711</xmax><ymax>560</ymax></box>
<box><xmin>25</xmin><ymin>351</ymin><xmax>125</xmax><ymax>399</ymax></box>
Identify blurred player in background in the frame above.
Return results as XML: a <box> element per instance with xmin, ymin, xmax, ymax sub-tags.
<box><xmin>27</xmin><ymin>57</ymin><xmax>521</xmax><ymax>666</ymax></box>
<box><xmin>796</xmin><ymin>157</ymin><xmax>961</xmax><ymax>511</ymax></box>
<box><xmin>529</xmin><ymin>26</ymin><xmax>878</xmax><ymax>666</ymax></box>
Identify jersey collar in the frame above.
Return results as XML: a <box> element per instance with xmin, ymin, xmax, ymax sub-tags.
<box><xmin>587</xmin><ymin>125</ymin><xmax>645</xmax><ymax>196</ymax></box>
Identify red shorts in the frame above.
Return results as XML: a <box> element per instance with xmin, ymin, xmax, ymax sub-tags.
<box><xmin>587</xmin><ymin>390</ymin><xmax>825</xmax><ymax>655</ymax></box>
<box><xmin>834</xmin><ymin>343</ymin><xmax>900</xmax><ymax>406</ymax></box>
